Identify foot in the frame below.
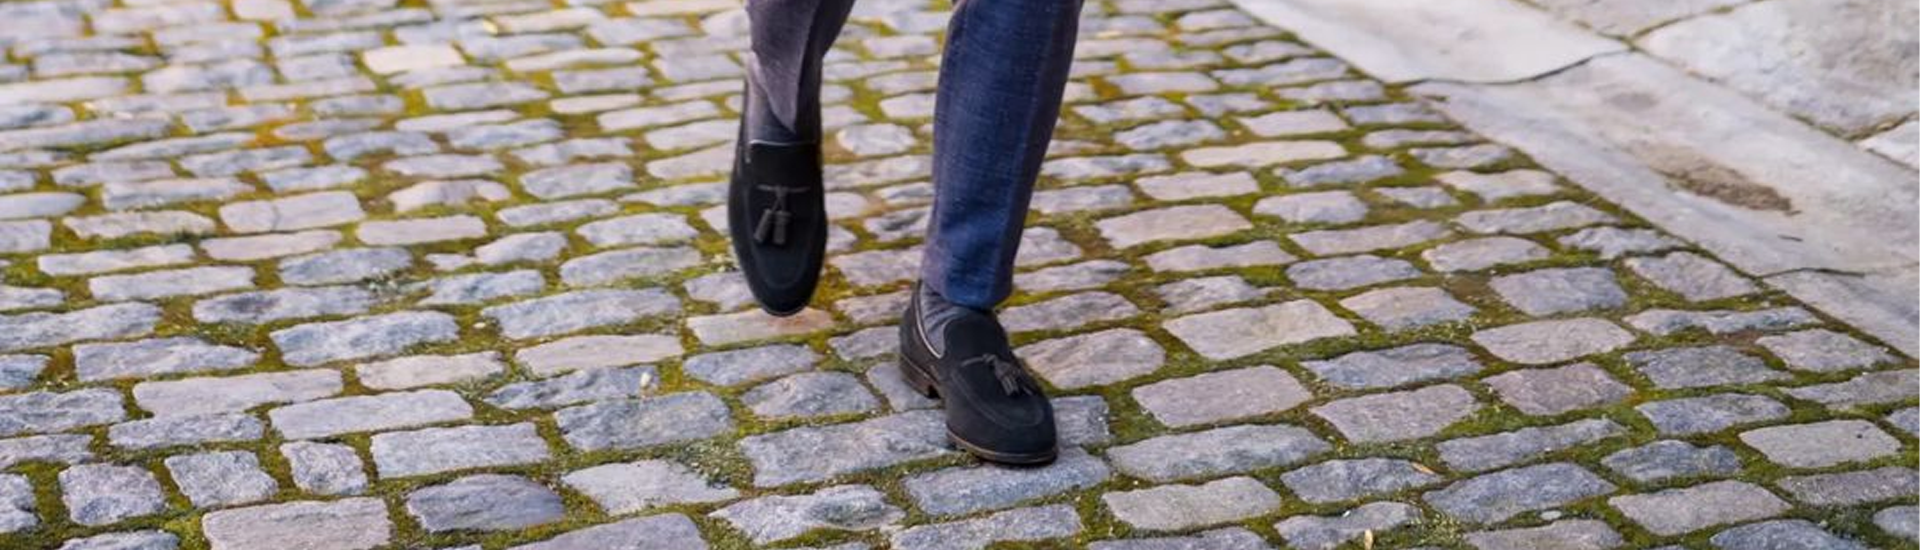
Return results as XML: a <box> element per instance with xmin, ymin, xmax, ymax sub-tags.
<box><xmin>727</xmin><ymin>96</ymin><xmax>826</xmax><ymax>317</ymax></box>
<box><xmin>899</xmin><ymin>283</ymin><xmax>1058</xmax><ymax>465</ymax></box>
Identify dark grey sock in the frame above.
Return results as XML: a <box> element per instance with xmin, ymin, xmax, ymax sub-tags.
<box><xmin>745</xmin><ymin>77</ymin><xmax>806</xmax><ymax>144</ymax></box>
<box><xmin>918</xmin><ymin>283</ymin><xmax>983</xmax><ymax>356</ymax></box>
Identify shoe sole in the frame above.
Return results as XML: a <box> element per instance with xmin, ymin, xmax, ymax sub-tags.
<box><xmin>899</xmin><ymin>351</ymin><xmax>1058</xmax><ymax>466</ymax></box>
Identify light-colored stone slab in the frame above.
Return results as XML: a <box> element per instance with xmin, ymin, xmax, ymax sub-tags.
<box><xmin>1230</xmin><ymin>0</ymin><xmax>1625</xmax><ymax>83</ymax></box>
<box><xmin>1413</xmin><ymin>54</ymin><xmax>1918</xmax><ymax>357</ymax></box>
<box><xmin>1638</xmin><ymin>0</ymin><xmax>1917</xmax><ymax>135</ymax></box>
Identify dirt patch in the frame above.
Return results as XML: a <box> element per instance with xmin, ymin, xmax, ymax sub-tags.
<box><xmin>1636</xmin><ymin>147</ymin><xmax>1795</xmax><ymax>212</ymax></box>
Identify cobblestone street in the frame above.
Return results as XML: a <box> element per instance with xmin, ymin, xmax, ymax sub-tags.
<box><xmin>0</xmin><ymin>0</ymin><xmax>1915</xmax><ymax>548</ymax></box>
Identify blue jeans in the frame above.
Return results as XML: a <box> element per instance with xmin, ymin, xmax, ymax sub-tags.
<box><xmin>747</xmin><ymin>0</ymin><xmax>1085</xmax><ymax>310</ymax></box>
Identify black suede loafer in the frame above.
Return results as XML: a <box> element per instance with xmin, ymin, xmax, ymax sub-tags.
<box><xmin>899</xmin><ymin>284</ymin><xmax>1059</xmax><ymax>465</ymax></box>
<box><xmin>727</xmin><ymin>128</ymin><xmax>827</xmax><ymax>317</ymax></box>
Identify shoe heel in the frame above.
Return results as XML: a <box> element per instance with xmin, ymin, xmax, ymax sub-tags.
<box><xmin>898</xmin><ymin>358</ymin><xmax>939</xmax><ymax>398</ymax></box>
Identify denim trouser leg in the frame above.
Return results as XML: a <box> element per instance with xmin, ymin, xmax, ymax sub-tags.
<box><xmin>744</xmin><ymin>0</ymin><xmax>857</xmax><ymax>139</ymax></box>
<box><xmin>921</xmin><ymin>0</ymin><xmax>1085</xmax><ymax>310</ymax></box>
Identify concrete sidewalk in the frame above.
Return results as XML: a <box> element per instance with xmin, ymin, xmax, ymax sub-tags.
<box><xmin>1232</xmin><ymin>0</ymin><xmax>1920</xmax><ymax>356</ymax></box>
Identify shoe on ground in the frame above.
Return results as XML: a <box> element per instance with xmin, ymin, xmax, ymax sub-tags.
<box><xmin>727</xmin><ymin>123</ymin><xmax>826</xmax><ymax>317</ymax></box>
<box><xmin>898</xmin><ymin>284</ymin><xmax>1058</xmax><ymax>465</ymax></box>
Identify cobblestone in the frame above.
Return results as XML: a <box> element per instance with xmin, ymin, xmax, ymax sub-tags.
<box><xmin>0</xmin><ymin>1</ymin><xmax>1905</xmax><ymax>547</ymax></box>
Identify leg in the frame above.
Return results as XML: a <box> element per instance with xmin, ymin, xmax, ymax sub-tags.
<box><xmin>744</xmin><ymin>0</ymin><xmax>857</xmax><ymax>143</ymax></box>
<box><xmin>896</xmin><ymin>0</ymin><xmax>1084</xmax><ymax>466</ymax></box>
<box><xmin>921</xmin><ymin>0</ymin><xmax>1086</xmax><ymax>310</ymax></box>
<box><xmin>730</xmin><ymin>0</ymin><xmax>856</xmax><ymax>315</ymax></box>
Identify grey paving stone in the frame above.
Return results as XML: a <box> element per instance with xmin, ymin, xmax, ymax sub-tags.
<box><xmin>888</xmin><ymin>504</ymin><xmax>1082</xmax><ymax>550</ymax></box>
<box><xmin>1108</xmin><ymin>424</ymin><xmax>1330</xmax><ymax>482</ymax></box>
<box><xmin>1624</xmin><ymin>306</ymin><xmax>1820</xmax><ymax>336</ymax></box>
<box><xmin>201</xmin><ymin>498</ymin><xmax>393</xmax><ymax>550</ymax></box>
<box><xmin>165</xmin><ymin>451</ymin><xmax>278</xmax><ymax>509</ymax></box>
<box><xmin>1889</xmin><ymin>407</ymin><xmax>1920</xmax><ymax>436</ymax></box>
<box><xmin>686</xmin><ymin>308</ymin><xmax>837</xmax><ymax>345</ymax></box>
<box><xmin>1253</xmin><ymin>190</ymin><xmax>1367</xmax><ymax>224</ymax></box>
<box><xmin>1463</xmin><ymin>520</ymin><xmax>1624</xmax><ymax>550</ymax></box>
<box><xmin>1087</xmin><ymin>528</ymin><xmax>1274</xmax><ymax>550</ymax></box>
<box><xmin>710</xmin><ymin>485</ymin><xmax>905</xmax><ymax>544</ymax></box>
<box><xmin>505</xmin><ymin>513</ymin><xmax>706</xmax><ymax>550</ymax></box>
<box><xmin>559</xmin><ymin>246</ymin><xmax>704</xmax><ymax>287</ymax></box>
<box><xmin>1602</xmin><ymin>440</ymin><xmax>1743</xmax><ymax>483</ymax></box>
<box><xmin>108</xmin><ymin>412</ymin><xmax>263</xmax><ymax>450</ymax></box>
<box><xmin>201</xmin><ymin>230</ymin><xmax>341</xmax><ymax>262</ymax></box>
<box><xmin>561</xmin><ymin>459</ymin><xmax>738</xmax><ymax>515</ymax></box>
<box><xmin>486</xmin><ymin>366</ymin><xmax>653</xmax><ymax>410</ymax></box>
<box><xmin>1457</xmin><ymin>201</ymin><xmax>1615</xmax><ymax>234</ymax></box>
<box><xmin>416</xmin><ymin>270</ymin><xmax>546</xmax><ymax>305</ymax></box>
<box><xmin>1624</xmin><ymin>346</ymin><xmax>1788</xmax><ymax>389</ymax></box>
<box><xmin>1558</xmin><ymin>226</ymin><xmax>1682</xmax><ymax>259</ymax></box>
<box><xmin>65</xmin><ymin>213</ymin><xmax>216</xmax><ymax>241</ymax></box>
<box><xmin>37</xmin><ymin>244</ymin><xmax>195</xmax><ymax>276</ymax></box>
<box><xmin>1274</xmin><ymin>501</ymin><xmax>1420</xmax><ymax>550</ymax></box>
<box><xmin>1280</xmin><ymin>458</ymin><xmax>1445</xmax><ymax>504</ymax></box>
<box><xmin>356</xmin><ymin>352</ymin><xmax>505</xmax><ymax>390</ymax></box>
<box><xmin>1483</xmin><ymin>363</ymin><xmax>1632</xmax><ymax>416</ymax></box>
<box><xmin>482</xmin><ymin>289</ymin><xmax>678</xmax><ymax>340</ymax></box>
<box><xmin>683</xmin><ymin>344</ymin><xmax>819</xmax><ymax>387</ymax></box>
<box><xmin>1875</xmin><ymin>505</ymin><xmax>1918</xmax><ymax>542</ymax></box>
<box><xmin>1136</xmin><ymin>172</ymin><xmax>1258</xmax><ymax>201</ymax></box>
<box><xmin>743</xmin><ymin>372</ymin><xmax>878</xmax><ymax>419</ymax></box>
<box><xmin>1014</xmin><ymin>260</ymin><xmax>1130</xmax><ymax>293</ymax></box>
<box><xmin>72</xmin><ymin>337</ymin><xmax>256</xmax><ymax>382</ymax></box>
<box><xmin>1277</xmin><ymin>155</ymin><xmax>1404</xmax><ymax>187</ymax></box>
<box><xmin>1756</xmin><ymin>328</ymin><xmax>1895</xmax><ymax>372</ymax></box>
<box><xmin>370</xmin><ymin>423</ymin><xmax>551</xmax><ymax>479</ymax></box>
<box><xmin>1776</xmin><ymin>466</ymin><xmax>1919</xmax><ymax>506</ymax></box>
<box><xmin>1739</xmin><ymin>420</ymin><xmax>1900</xmax><ymax>468</ymax></box>
<box><xmin>1153</xmin><ymin>276</ymin><xmax>1264</xmax><ymax>314</ymax></box>
<box><xmin>0</xmin><ymin>297</ymin><xmax>159</xmax><ymax>352</ymax></box>
<box><xmin>88</xmin><ymin>265</ymin><xmax>254</xmax><ymax>301</ymax></box>
<box><xmin>1471</xmin><ymin>318</ymin><xmax>1636</xmax><ymax>365</ymax></box>
<box><xmin>998</xmin><ymin>292</ymin><xmax>1141</xmax><ymax>333</ymax></box>
<box><xmin>51</xmin><ymin>530</ymin><xmax>180</xmax><ymax>550</ymax></box>
<box><xmin>1708</xmin><ymin>519</ymin><xmax>1866</xmax><ymax>550</ymax></box>
<box><xmin>515</xmin><ymin>334</ymin><xmax>684</xmax><ymax>377</ymax></box>
<box><xmin>269</xmin><ymin>389</ymin><xmax>471</xmax><ymax>440</ymax></box>
<box><xmin>1489</xmin><ymin>267</ymin><xmax>1627</xmax><ymax>315</ymax></box>
<box><xmin>0</xmin><ymin>355</ymin><xmax>42</xmax><ymax>390</ymax></box>
<box><xmin>1029</xmin><ymin>185</ymin><xmax>1135</xmax><ymax>214</ymax></box>
<box><xmin>406</xmin><ymin>474</ymin><xmax>564</xmax><ymax>533</ymax></box>
<box><xmin>903</xmin><ymin>447</ymin><xmax>1109</xmax><ymax>517</ymax></box>
<box><xmin>1302</xmin><ymin>343</ymin><xmax>1482</xmax><ymax>390</ymax></box>
<box><xmin>1424</xmin><ymin>463</ymin><xmax>1617</xmax><ymax>524</ymax></box>
<box><xmin>1130</xmin><ymin>366</ymin><xmax>1311</xmax><ymax>427</ymax></box>
<box><xmin>0</xmin><ymin>388</ymin><xmax>125</xmax><ymax>437</ymax></box>
<box><xmin>60</xmin><ymin>464</ymin><xmax>167</xmax><ymax>526</ymax></box>
<box><xmin>1104</xmin><ymin>477</ymin><xmax>1280</xmax><ymax>531</ymax></box>
<box><xmin>270</xmin><ymin>311</ymin><xmax>459</xmax><ymax>366</ymax></box>
<box><xmin>218</xmin><ymin>191</ymin><xmax>364</xmax><ymax>233</ymax></box>
<box><xmin>1339</xmin><ymin>286</ymin><xmax>1476</xmax><ymax>329</ymax></box>
<box><xmin>740</xmin><ymin>411</ymin><xmax>954</xmax><ymax>487</ymax></box>
<box><xmin>1096</xmin><ymin>204</ymin><xmax>1251</xmax><ymax>248</ymax></box>
<box><xmin>1144</xmin><ymin>240</ymin><xmax>1296</xmax><ymax>272</ymax></box>
<box><xmin>1785</xmin><ymin>368</ymin><xmax>1920</xmax><ymax>408</ymax></box>
<box><xmin>1311</xmin><ymin>384</ymin><xmax>1480</xmax><ymax>443</ymax></box>
<box><xmin>0</xmin><ymin>434</ymin><xmax>93</xmax><ymax>470</ymax></box>
<box><xmin>191</xmin><ymin>286</ymin><xmax>374</xmax><ymax>325</ymax></box>
<box><xmin>1163</xmin><ymin>300</ymin><xmax>1356</xmax><ymax>360</ymax></box>
<box><xmin>0</xmin><ymin>474</ymin><xmax>31</xmax><ymax>533</ymax></box>
<box><xmin>556</xmin><ymin>392</ymin><xmax>731</xmax><ymax>452</ymax></box>
<box><xmin>1422</xmin><ymin>236</ymin><xmax>1550</xmax><ymax>272</ymax></box>
<box><xmin>1290</xmin><ymin>220</ymin><xmax>1451</xmax><ymax>256</ymax></box>
<box><xmin>1639</xmin><ymin>393</ymin><xmax>1791</xmax><ymax>435</ymax></box>
<box><xmin>1626</xmin><ymin>252</ymin><xmax>1759</xmax><ymax>301</ymax></box>
<box><xmin>1439</xmin><ymin>419</ymin><xmax>1627</xmax><ymax>472</ymax></box>
<box><xmin>1611</xmin><ymin>480</ymin><xmax>1790</xmax><ymax>536</ymax></box>
<box><xmin>282</xmin><ymin>441</ymin><xmax>367</xmax><ymax>496</ymax></box>
<box><xmin>1285</xmin><ymin>255</ymin><xmax>1422</xmax><ymax>290</ymax></box>
<box><xmin>1013</xmin><ymin>328</ymin><xmax>1164</xmax><ymax>390</ymax></box>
